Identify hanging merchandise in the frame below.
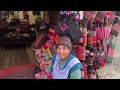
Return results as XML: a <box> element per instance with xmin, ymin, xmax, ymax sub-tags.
<box><xmin>54</xmin><ymin>14</ymin><xmax>82</xmax><ymax>44</ymax></box>
<box><xmin>87</xmin><ymin>30</ymin><xmax>93</xmax><ymax>48</ymax></box>
<box><xmin>82</xmin><ymin>28</ymin><xmax>87</xmax><ymax>46</ymax></box>
<box><xmin>55</xmin><ymin>34</ymin><xmax>60</xmax><ymax>44</ymax></box>
<box><xmin>107</xmin><ymin>35</ymin><xmax>117</xmax><ymax>63</ymax></box>
<box><xmin>96</xmin><ymin>26</ymin><xmax>101</xmax><ymax>40</ymax></box>
<box><xmin>34</xmin><ymin>34</ymin><xmax>48</xmax><ymax>49</ymax></box>
<box><xmin>82</xmin><ymin>62</ymin><xmax>88</xmax><ymax>79</ymax></box>
<box><xmin>92</xmin><ymin>30</ymin><xmax>97</xmax><ymax>45</ymax></box>
<box><xmin>111</xmin><ymin>21</ymin><xmax>120</xmax><ymax>36</ymax></box>
<box><xmin>48</xmin><ymin>27</ymin><xmax>56</xmax><ymax>41</ymax></box>
<box><xmin>80</xmin><ymin>11</ymin><xmax>98</xmax><ymax>26</ymax></box>
<box><xmin>95</xmin><ymin>11</ymin><xmax>107</xmax><ymax>23</ymax></box>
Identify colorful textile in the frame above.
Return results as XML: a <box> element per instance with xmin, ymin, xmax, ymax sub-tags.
<box><xmin>55</xmin><ymin>34</ymin><xmax>60</xmax><ymax>44</ymax></box>
<box><xmin>82</xmin><ymin>62</ymin><xmax>88</xmax><ymax>79</ymax></box>
<box><xmin>82</xmin><ymin>28</ymin><xmax>87</xmax><ymax>46</ymax></box>
<box><xmin>87</xmin><ymin>30</ymin><xmax>93</xmax><ymax>48</ymax></box>
<box><xmin>45</xmin><ymin>46</ymin><xmax>55</xmax><ymax>60</ymax></box>
<box><xmin>92</xmin><ymin>30</ymin><xmax>96</xmax><ymax>45</ymax></box>
<box><xmin>95</xmin><ymin>11</ymin><xmax>107</xmax><ymax>23</ymax></box>
<box><xmin>35</xmin><ymin>71</ymin><xmax>52</xmax><ymax>79</ymax></box>
<box><xmin>96</xmin><ymin>27</ymin><xmax>101</xmax><ymax>40</ymax></box>
<box><xmin>81</xmin><ymin>11</ymin><xmax>97</xmax><ymax>26</ymax></box>
<box><xmin>42</xmin><ymin>40</ymin><xmax>54</xmax><ymax>52</ymax></box>
<box><xmin>107</xmin><ymin>41</ymin><xmax>115</xmax><ymax>63</ymax></box>
<box><xmin>48</xmin><ymin>27</ymin><xmax>56</xmax><ymax>41</ymax></box>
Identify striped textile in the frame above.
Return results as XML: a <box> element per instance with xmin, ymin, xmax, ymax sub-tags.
<box><xmin>107</xmin><ymin>41</ymin><xmax>115</xmax><ymax>63</ymax></box>
<box><xmin>95</xmin><ymin>11</ymin><xmax>107</xmax><ymax>23</ymax></box>
<box><xmin>81</xmin><ymin>11</ymin><xmax>97</xmax><ymax>26</ymax></box>
<box><xmin>92</xmin><ymin>30</ymin><xmax>96</xmax><ymax>45</ymax></box>
<box><xmin>48</xmin><ymin>27</ymin><xmax>56</xmax><ymax>41</ymax></box>
<box><xmin>96</xmin><ymin>27</ymin><xmax>101</xmax><ymax>40</ymax></box>
<box><xmin>111</xmin><ymin>23</ymin><xmax>120</xmax><ymax>36</ymax></box>
<box><xmin>42</xmin><ymin>40</ymin><xmax>54</xmax><ymax>51</ymax></box>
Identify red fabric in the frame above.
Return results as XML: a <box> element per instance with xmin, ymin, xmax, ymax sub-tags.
<box><xmin>0</xmin><ymin>64</ymin><xmax>36</xmax><ymax>76</ymax></box>
<box><xmin>82</xmin><ymin>62</ymin><xmax>88</xmax><ymax>78</ymax></box>
<box><xmin>76</xmin><ymin>45</ymin><xmax>82</xmax><ymax>60</ymax></box>
<box><xmin>108</xmin><ymin>48</ymin><xmax>115</xmax><ymax>58</ymax></box>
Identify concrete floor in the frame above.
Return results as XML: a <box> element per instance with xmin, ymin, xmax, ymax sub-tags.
<box><xmin>97</xmin><ymin>33</ymin><xmax>120</xmax><ymax>79</ymax></box>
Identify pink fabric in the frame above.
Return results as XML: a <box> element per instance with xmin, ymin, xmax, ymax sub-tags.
<box><xmin>96</xmin><ymin>27</ymin><xmax>101</xmax><ymax>40</ymax></box>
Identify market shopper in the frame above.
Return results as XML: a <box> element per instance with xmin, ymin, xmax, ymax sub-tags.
<box><xmin>46</xmin><ymin>36</ymin><xmax>83</xmax><ymax>79</ymax></box>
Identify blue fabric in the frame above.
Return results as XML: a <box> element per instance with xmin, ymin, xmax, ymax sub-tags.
<box><xmin>52</xmin><ymin>52</ymin><xmax>57</xmax><ymax>65</ymax></box>
<box><xmin>70</xmin><ymin>63</ymin><xmax>83</xmax><ymax>73</ymax></box>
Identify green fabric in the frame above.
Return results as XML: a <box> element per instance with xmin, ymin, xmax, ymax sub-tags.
<box><xmin>107</xmin><ymin>56</ymin><xmax>113</xmax><ymax>63</ymax></box>
<box><xmin>107</xmin><ymin>41</ymin><xmax>116</xmax><ymax>63</ymax></box>
<box><xmin>46</xmin><ymin>60</ymin><xmax>82</xmax><ymax>79</ymax></box>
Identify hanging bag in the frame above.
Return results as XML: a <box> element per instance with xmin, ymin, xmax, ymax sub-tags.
<box><xmin>54</xmin><ymin>15</ymin><xmax>82</xmax><ymax>44</ymax></box>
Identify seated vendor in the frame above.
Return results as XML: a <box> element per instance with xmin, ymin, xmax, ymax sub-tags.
<box><xmin>46</xmin><ymin>36</ymin><xmax>83</xmax><ymax>79</ymax></box>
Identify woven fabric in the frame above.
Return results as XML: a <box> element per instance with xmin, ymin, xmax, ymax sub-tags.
<box><xmin>107</xmin><ymin>41</ymin><xmax>115</xmax><ymax>63</ymax></box>
<box><xmin>48</xmin><ymin>27</ymin><xmax>56</xmax><ymax>41</ymax></box>
<box><xmin>95</xmin><ymin>11</ymin><xmax>107</xmax><ymax>23</ymax></box>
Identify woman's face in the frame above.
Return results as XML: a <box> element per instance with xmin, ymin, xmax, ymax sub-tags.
<box><xmin>56</xmin><ymin>45</ymin><xmax>71</xmax><ymax>61</ymax></box>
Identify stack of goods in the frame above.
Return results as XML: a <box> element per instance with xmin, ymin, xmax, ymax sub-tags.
<box><xmin>34</xmin><ymin>11</ymin><xmax>116</xmax><ymax>79</ymax></box>
<box><xmin>34</xmin><ymin>27</ymin><xmax>56</xmax><ymax>72</ymax></box>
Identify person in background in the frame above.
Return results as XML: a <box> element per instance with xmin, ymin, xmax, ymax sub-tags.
<box><xmin>46</xmin><ymin>36</ymin><xmax>83</xmax><ymax>79</ymax></box>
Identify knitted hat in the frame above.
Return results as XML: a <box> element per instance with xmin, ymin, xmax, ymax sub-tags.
<box><xmin>57</xmin><ymin>36</ymin><xmax>72</xmax><ymax>50</ymax></box>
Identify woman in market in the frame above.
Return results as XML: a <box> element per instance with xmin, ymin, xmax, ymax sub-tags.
<box><xmin>46</xmin><ymin>36</ymin><xmax>83</xmax><ymax>79</ymax></box>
